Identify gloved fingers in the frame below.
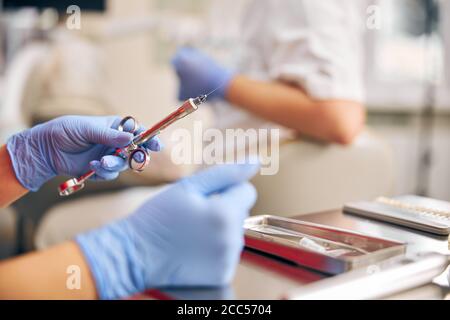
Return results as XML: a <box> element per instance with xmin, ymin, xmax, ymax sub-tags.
<box><xmin>89</xmin><ymin>160</ymin><xmax>120</xmax><ymax>181</ymax></box>
<box><xmin>171</xmin><ymin>47</ymin><xmax>206</xmax><ymax>75</ymax></box>
<box><xmin>100</xmin><ymin>155</ymin><xmax>129</xmax><ymax>172</ymax></box>
<box><xmin>144</xmin><ymin>136</ymin><xmax>163</xmax><ymax>152</ymax></box>
<box><xmin>173</xmin><ymin>47</ymin><xmax>207</xmax><ymax>62</ymax></box>
<box><xmin>131</xmin><ymin>151</ymin><xmax>145</xmax><ymax>164</ymax></box>
<box><xmin>134</xmin><ymin>126</ymin><xmax>163</xmax><ymax>152</ymax></box>
<box><xmin>178</xmin><ymin>88</ymin><xmax>190</xmax><ymax>101</ymax></box>
<box><xmin>171</xmin><ymin>54</ymin><xmax>181</xmax><ymax>72</ymax></box>
<box><xmin>111</xmin><ymin>116</ymin><xmax>139</xmax><ymax>133</ymax></box>
<box><xmin>206</xmin><ymin>182</ymin><xmax>256</xmax><ymax>235</ymax></box>
<box><xmin>171</xmin><ymin>47</ymin><xmax>193</xmax><ymax>69</ymax></box>
<box><xmin>183</xmin><ymin>161</ymin><xmax>260</xmax><ymax>196</ymax></box>
<box><xmin>85</xmin><ymin>121</ymin><xmax>134</xmax><ymax>148</ymax></box>
<box><xmin>204</xmin><ymin>237</ymin><xmax>244</xmax><ymax>286</ymax></box>
<box><xmin>215</xmin><ymin>181</ymin><xmax>257</xmax><ymax>214</ymax></box>
<box><xmin>129</xmin><ymin>149</ymin><xmax>151</xmax><ymax>170</ymax></box>
<box><xmin>212</xmin><ymin>236</ymin><xmax>245</xmax><ymax>264</ymax></box>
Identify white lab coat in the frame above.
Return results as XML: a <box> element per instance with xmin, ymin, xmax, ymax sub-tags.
<box><xmin>209</xmin><ymin>0</ymin><xmax>366</xmax><ymax>130</ymax></box>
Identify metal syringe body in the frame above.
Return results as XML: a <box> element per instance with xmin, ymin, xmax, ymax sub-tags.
<box><xmin>57</xmin><ymin>95</ymin><xmax>206</xmax><ymax>197</ymax></box>
<box><xmin>130</xmin><ymin>95</ymin><xmax>205</xmax><ymax>148</ymax></box>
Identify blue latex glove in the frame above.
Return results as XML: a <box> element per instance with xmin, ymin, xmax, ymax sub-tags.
<box><xmin>171</xmin><ymin>47</ymin><xmax>234</xmax><ymax>101</ymax></box>
<box><xmin>76</xmin><ymin>162</ymin><xmax>259</xmax><ymax>299</ymax></box>
<box><xmin>6</xmin><ymin>115</ymin><xmax>162</xmax><ymax>191</ymax></box>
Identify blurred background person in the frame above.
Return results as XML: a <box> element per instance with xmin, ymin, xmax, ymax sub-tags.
<box><xmin>172</xmin><ymin>0</ymin><xmax>366</xmax><ymax>145</ymax></box>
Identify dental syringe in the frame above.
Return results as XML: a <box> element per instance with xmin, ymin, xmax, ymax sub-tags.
<box><xmin>58</xmin><ymin>95</ymin><xmax>207</xmax><ymax>196</ymax></box>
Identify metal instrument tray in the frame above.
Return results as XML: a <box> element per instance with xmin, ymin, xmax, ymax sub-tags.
<box><xmin>244</xmin><ymin>215</ymin><xmax>407</xmax><ymax>275</ymax></box>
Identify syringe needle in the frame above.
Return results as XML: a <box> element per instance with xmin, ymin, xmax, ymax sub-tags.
<box><xmin>204</xmin><ymin>76</ymin><xmax>230</xmax><ymax>98</ymax></box>
<box><xmin>205</xmin><ymin>85</ymin><xmax>222</xmax><ymax>97</ymax></box>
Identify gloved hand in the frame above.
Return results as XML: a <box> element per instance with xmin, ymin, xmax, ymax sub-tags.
<box><xmin>76</xmin><ymin>162</ymin><xmax>259</xmax><ymax>299</ymax></box>
<box><xmin>172</xmin><ymin>47</ymin><xmax>234</xmax><ymax>101</ymax></box>
<box><xmin>6</xmin><ymin>115</ymin><xmax>162</xmax><ymax>191</ymax></box>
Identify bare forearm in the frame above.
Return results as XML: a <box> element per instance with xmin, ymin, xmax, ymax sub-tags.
<box><xmin>0</xmin><ymin>241</ymin><xmax>97</xmax><ymax>299</ymax></box>
<box><xmin>226</xmin><ymin>76</ymin><xmax>365</xmax><ymax>144</ymax></box>
<box><xmin>0</xmin><ymin>145</ymin><xmax>28</xmax><ymax>208</ymax></box>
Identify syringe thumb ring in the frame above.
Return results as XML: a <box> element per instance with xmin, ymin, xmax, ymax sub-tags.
<box><xmin>128</xmin><ymin>148</ymin><xmax>150</xmax><ymax>172</ymax></box>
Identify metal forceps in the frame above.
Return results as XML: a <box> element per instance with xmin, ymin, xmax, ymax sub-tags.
<box><xmin>58</xmin><ymin>95</ymin><xmax>207</xmax><ymax>196</ymax></box>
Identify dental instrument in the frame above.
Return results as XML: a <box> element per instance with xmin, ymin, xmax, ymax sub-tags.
<box><xmin>58</xmin><ymin>95</ymin><xmax>207</xmax><ymax>196</ymax></box>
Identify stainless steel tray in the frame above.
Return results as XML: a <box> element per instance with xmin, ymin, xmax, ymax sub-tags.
<box><xmin>244</xmin><ymin>215</ymin><xmax>407</xmax><ymax>274</ymax></box>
